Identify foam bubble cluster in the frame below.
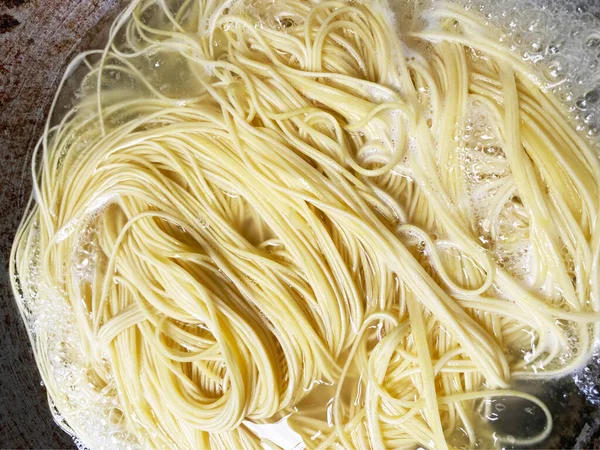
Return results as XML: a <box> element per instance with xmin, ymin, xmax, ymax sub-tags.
<box><xmin>459</xmin><ymin>0</ymin><xmax>600</xmax><ymax>143</ymax></box>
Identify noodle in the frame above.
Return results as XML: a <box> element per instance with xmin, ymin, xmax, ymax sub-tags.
<box><xmin>9</xmin><ymin>0</ymin><xmax>600</xmax><ymax>449</ymax></box>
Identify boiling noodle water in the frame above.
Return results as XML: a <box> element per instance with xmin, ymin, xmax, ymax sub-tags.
<box><xmin>10</xmin><ymin>0</ymin><xmax>600</xmax><ymax>449</ymax></box>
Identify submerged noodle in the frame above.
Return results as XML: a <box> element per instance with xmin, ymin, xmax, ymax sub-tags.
<box><xmin>10</xmin><ymin>0</ymin><xmax>600</xmax><ymax>449</ymax></box>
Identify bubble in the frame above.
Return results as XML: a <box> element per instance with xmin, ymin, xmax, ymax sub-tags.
<box><xmin>542</xmin><ymin>57</ymin><xmax>565</xmax><ymax>82</ymax></box>
<box><xmin>528</xmin><ymin>33</ymin><xmax>544</xmax><ymax>53</ymax></box>
<box><xmin>522</xmin><ymin>9</ymin><xmax>548</xmax><ymax>32</ymax></box>
<box><xmin>569</xmin><ymin>25</ymin><xmax>585</xmax><ymax>38</ymax></box>
<box><xmin>559</xmin><ymin>91</ymin><xmax>573</xmax><ymax>103</ymax></box>
<box><xmin>584</xmin><ymin>89</ymin><xmax>600</xmax><ymax>104</ymax></box>
<box><xmin>486</xmin><ymin>412</ymin><xmax>499</xmax><ymax>421</ymax></box>
<box><xmin>546</xmin><ymin>37</ymin><xmax>566</xmax><ymax>54</ymax></box>
<box><xmin>586</xmin><ymin>34</ymin><xmax>600</xmax><ymax>48</ymax></box>
<box><xmin>576</xmin><ymin>97</ymin><xmax>589</xmax><ymax>110</ymax></box>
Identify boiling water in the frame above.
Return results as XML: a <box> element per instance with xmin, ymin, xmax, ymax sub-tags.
<box><xmin>14</xmin><ymin>0</ymin><xmax>600</xmax><ymax>449</ymax></box>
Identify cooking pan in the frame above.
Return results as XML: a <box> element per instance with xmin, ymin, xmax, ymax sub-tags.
<box><xmin>1</xmin><ymin>0</ymin><xmax>600</xmax><ymax>448</ymax></box>
<box><xmin>0</xmin><ymin>2</ymin><xmax>125</xmax><ymax>448</ymax></box>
